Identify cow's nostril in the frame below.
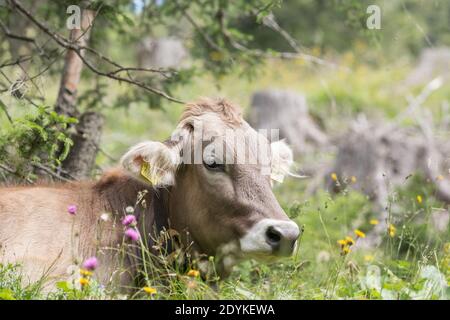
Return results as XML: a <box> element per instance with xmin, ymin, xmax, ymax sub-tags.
<box><xmin>265</xmin><ymin>226</ymin><xmax>282</xmax><ymax>246</ymax></box>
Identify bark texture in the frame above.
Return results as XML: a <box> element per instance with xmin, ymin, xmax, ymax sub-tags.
<box><xmin>55</xmin><ymin>7</ymin><xmax>94</xmax><ymax>118</ymax></box>
<box><xmin>62</xmin><ymin>111</ymin><xmax>104</xmax><ymax>180</ymax></box>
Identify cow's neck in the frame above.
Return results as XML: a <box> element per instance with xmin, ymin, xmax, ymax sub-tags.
<box><xmin>94</xmin><ymin>169</ymin><xmax>169</xmax><ymax>240</ymax></box>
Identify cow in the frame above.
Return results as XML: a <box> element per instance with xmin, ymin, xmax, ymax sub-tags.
<box><xmin>0</xmin><ymin>98</ymin><xmax>301</xmax><ymax>291</ymax></box>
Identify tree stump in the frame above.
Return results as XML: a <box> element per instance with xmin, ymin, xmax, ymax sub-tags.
<box><xmin>327</xmin><ymin>118</ymin><xmax>450</xmax><ymax>246</ymax></box>
<box><xmin>248</xmin><ymin>89</ymin><xmax>327</xmax><ymax>154</ymax></box>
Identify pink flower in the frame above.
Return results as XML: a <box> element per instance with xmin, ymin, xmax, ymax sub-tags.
<box><xmin>68</xmin><ymin>205</ymin><xmax>77</xmax><ymax>215</ymax></box>
<box><xmin>82</xmin><ymin>256</ymin><xmax>98</xmax><ymax>271</ymax></box>
<box><xmin>122</xmin><ymin>214</ymin><xmax>137</xmax><ymax>226</ymax></box>
<box><xmin>125</xmin><ymin>228</ymin><xmax>140</xmax><ymax>242</ymax></box>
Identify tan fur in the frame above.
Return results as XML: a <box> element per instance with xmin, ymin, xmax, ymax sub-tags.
<box><xmin>0</xmin><ymin>170</ymin><xmax>154</xmax><ymax>289</ymax></box>
<box><xmin>180</xmin><ymin>98</ymin><xmax>243</xmax><ymax>127</ymax></box>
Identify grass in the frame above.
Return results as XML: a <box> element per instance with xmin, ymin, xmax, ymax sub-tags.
<box><xmin>0</xmin><ymin>57</ymin><xmax>449</xmax><ymax>300</ymax></box>
<box><xmin>0</xmin><ymin>174</ymin><xmax>448</xmax><ymax>300</ymax></box>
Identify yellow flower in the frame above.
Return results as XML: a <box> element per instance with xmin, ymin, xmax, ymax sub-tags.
<box><xmin>187</xmin><ymin>269</ymin><xmax>200</xmax><ymax>277</ymax></box>
<box><xmin>345</xmin><ymin>236</ymin><xmax>355</xmax><ymax>245</ymax></box>
<box><xmin>331</xmin><ymin>173</ymin><xmax>338</xmax><ymax>182</ymax></box>
<box><xmin>341</xmin><ymin>246</ymin><xmax>351</xmax><ymax>255</ymax></box>
<box><xmin>143</xmin><ymin>286</ymin><xmax>157</xmax><ymax>295</ymax></box>
<box><xmin>436</xmin><ymin>175</ymin><xmax>444</xmax><ymax>181</ymax></box>
<box><xmin>337</xmin><ymin>239</ymin><xmax>347</xmax><ymax>246</ymax></box>
<box><xmin>388</xmin><ymin>224</ymin><xmax>396</xmax><ymax>237</ymax></box>
<box><xmin>79</xmin><ymin>269</ymin><xmax>93</xmax><ymax>277</ymax></box>
<box><xmin>354</xmin><ymin>229</ymin><xmax>366</xmax><ymax>238</ymax></box>
<box><xmin>416</xmin><ymin>195</ymin><xmax>423</xmax><ymax>204</ymax></box>
<box><xmin>369</xmin><ymin>219</ymin><xmax>379</xmax><ymax>225</ymax></box>
<box><xmin>364</xmin><ymin>255</ymin><xmax>374</xmax><ymax>262</ymax></box>
<box><xmin>79</xmin><ymin>277</ymin><xmax>89</xmax><ymax>286</ymax></box>
<box><xmin>350</xmin><ymin>176</ymin><xmax>357</xmax><ymax>183</ymax></box>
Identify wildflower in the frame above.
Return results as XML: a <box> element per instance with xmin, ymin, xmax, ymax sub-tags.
<box><xmin>416</xmin><ymin>195</ymin><xmax>423</xmax><ymax>204</ymax></box>
<box><xmin>125</xmin><ymin>228</ymin><xmax>140</xmax><ymax>241</ymax></box>
<box><xmin>345</xmin><ymin>236</ymin><xmax>355</xmax><ymax>245</ymax></box>
<box><xmin>341</xmin><ymin>246</ymin><xmax>351</xmax><ymax>255</ymax></box>
<box><xmin>388</xmin><ymin>224</ymin><xmax>396</xmax><ymax>237</ymax></box>
<box><xmin>354</xmin><ymin>229</ymin><xmax>366</xmax><ymax>238</ymax></box>
<box><xmin>351</xmin><ymin>176</ymin><xmax>357</xmax><ymax>183</ymax></box>
<box><xmin>364</xmin><ymin>255</ymin><xmax>374</xmax><ymax>262</ymax></box>
<box><xmin>79</xmin><ymin>277</ymin><xmax>89</xmax><ymax>286</ymax></box>
<box><xmin>80</xmin><ymin>269</ymin><xmax>93</xmax><ymax>277</ymax></box>
<box><xmin>369</xmin><ymin>219</ymin><xmax>379</xmax><ymax>225</ymax></box>
<box><xmin>436</xmin><ymin>175</ymin><xmax>444</xmax><ymax>181</ymax></box>
<box><xmin>122</xmin><ymin>214</ymin><xmax>137</xmax><ymax>226</ymax></box>
<box><xmin>82</xmin><ymin>256</ymin><xmax>99</xmax><ymax>271</ymax></box>
<box><xmin>143</xmin><ymin>286</ymin><xmax>157</xmax><ymax>295</ymax></box>
<box><xmin>331</xmin><ymin>173</ymin><xmax>338</xmax><ymax>182</ymax></box>
<box><xmin>125</xmin><ymin>206</ymin><xmax>134</xmax><ymax>214</ymax></box>
<box><xmin>100</xmin><ymin>213</ymin><xmax>110</xmax><ymax>222</ymax></box>
<box><xmin>338</xmin><ymin>234</ymin><xmax>356</xmax><ymax>255</ymax></box>
<box><xmin>68</xmin><ymin>205</ymin><xmax>77</xmax><ymax>215</ymax></box>
<box><xmin>187</xmin><ymin>269</ymin><xmax>200</xmax><ymax>277</ymax></box>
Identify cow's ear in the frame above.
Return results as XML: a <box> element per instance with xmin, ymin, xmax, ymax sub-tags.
<box><xmin>270</xmin><ymin>140</ymin><xmax>294</xmax><ymax>183</ymax></box>
<box><xmin>120</xmin><ymin>141</ymin><xmax>181</xmax><ymax>187</ymax></box>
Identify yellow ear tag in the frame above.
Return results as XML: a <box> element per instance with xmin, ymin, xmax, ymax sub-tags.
<box><xmin>140</xmin><ymin>162</ymin><xmax>158</xmax><ymax>185</ymax></box>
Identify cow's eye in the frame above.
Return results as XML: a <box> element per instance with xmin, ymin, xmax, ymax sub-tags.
<box><xmin>203</xmin><ymin>158</ymin><xmax>225</xmax><ymax>172</ymax></box>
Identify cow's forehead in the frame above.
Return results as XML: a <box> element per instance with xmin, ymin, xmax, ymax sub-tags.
<box><xmin>189</xmin><ymin>112</ymin><xmax>265</xmax><ymax>138</ymax></box>
<box><xmin>188</xmin><ymin>112</ymin><xmax>272</xmax><ymax>166</ymax></box>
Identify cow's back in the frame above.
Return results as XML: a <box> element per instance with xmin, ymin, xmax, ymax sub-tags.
<box><xmin>0</xmin><ymin>184</ymin><xmax>99</xmax><ymax>288</ymax></box>
<box><xmin>0</xmin><ymin>171</ymin><xmax>158</xmax><ymax>291</ymax></box>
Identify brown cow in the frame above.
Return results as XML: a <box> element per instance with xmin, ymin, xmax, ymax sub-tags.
<box><xmin>0</xmin><ymin>98</ymin><xmax>300</xmax><ymax>290</ymax></box>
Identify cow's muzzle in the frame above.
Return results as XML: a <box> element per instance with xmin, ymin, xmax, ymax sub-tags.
<box><xmin>239</xmin><ymin>219</ymin><xmax>301</xmax><ymax>257</ymax></box>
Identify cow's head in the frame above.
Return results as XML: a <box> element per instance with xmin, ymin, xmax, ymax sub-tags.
<box><xmin>121</xmin><ymin>99</ymin><xmax>300</xmax><ymax>264</ymax></box>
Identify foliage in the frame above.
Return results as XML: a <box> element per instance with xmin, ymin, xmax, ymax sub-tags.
<box><xmin>1</xmin><ymin>180</ymin><xmax>448</xmax><ymax>300</ymax></box>
<box><xmin>0</xmin><ymin>106</ymin><xmax>77</xmax><ymax>180</ymax></box>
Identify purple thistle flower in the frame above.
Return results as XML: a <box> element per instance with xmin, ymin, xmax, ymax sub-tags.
<box><xmin>68</xmin><ymin>205</ymin><xmax>77</xmax><ymax>215</ymax></box>
<box><xmin>125</xmin><ymin>228</ymin><xmax>140</xmax><ymax>242</ymax></box>
<box><xmin>82</xmin><ymin>256</ymin><xmax>98</xmax><ymax>271</ymax></box>
<box><xmin>122</xmin><ymin>214</ymin><xmax>137</xmax><ymax>226</ymax></box>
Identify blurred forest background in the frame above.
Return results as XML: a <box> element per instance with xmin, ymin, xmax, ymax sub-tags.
<box><xmin>0</xmin><ymin>0</ymin><xmax>449</xmax><ymax>299</ymax></box>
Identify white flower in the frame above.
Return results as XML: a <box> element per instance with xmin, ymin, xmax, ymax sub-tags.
<box><xmin>100</xmin><ymin>213</ymin><xmax>110</xmax><ymax>222</ymax></box>
<box><xmin>125</xmin><ymin>206</ymin><xmax>135</xmax><ymax>214</ymax></box>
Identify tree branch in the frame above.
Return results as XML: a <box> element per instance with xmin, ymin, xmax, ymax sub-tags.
<box><xmin>8</xmin><ymin>0</ymin><xmax>185</xmax><ymax>104</ymax></box>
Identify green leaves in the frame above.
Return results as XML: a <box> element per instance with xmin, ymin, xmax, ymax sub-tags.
<box><xmin>0</xmin><ymin>105</ymin><xmax>77</xmax><ymax>179</ymax></box>
<box><xmin>0</xmin><ymin>289</ymin><xmax>16</xmax><ymax>300</ymax></box>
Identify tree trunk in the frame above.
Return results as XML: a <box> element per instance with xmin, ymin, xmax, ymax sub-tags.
<box><xmin>55</xmin><ymin>6</ymin><xmax>94</xmax><ymax>118</ymax></box>
<box><xmin>54</xmin><ymin>5</ymin><xmax>101</xmax><ymax>180</ymax></box>
<box><xmin>62</xmin><ymin>111</ymin><xmax>104</xmax><ymax>180</ymax></box>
